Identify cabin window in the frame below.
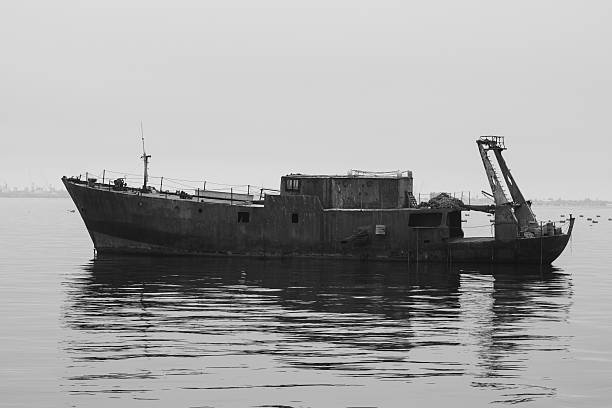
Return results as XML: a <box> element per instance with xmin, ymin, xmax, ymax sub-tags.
<box><xmin>237</xmin><ymin>212</ymin><xmax>250</xmax><ymax>223</ymax></box>
<box><xmin>291</xmin><ymin>213</ymin><xmax>299</xmax><ymax>223</ymax></box>
<box><xmin>408</xmin><ymin>212</ymin><xmax>442</xmax><ymax>227</ymax></box>
<box><xmin>285</xmin><ymin>178</ymin><xmax>300</xmax><ymax>192</ymax></box>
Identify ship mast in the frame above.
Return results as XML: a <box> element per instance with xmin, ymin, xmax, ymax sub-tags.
<box><xmin>140</xmin><ymin>122</ymin><xmax>151</xmax><ymax>191</ymax></box>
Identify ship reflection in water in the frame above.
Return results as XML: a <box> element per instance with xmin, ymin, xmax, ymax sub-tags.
<box><xmin>62</xmin><ymin>257</ymin><xmax>572</xmax><ymax>406</ymax></box>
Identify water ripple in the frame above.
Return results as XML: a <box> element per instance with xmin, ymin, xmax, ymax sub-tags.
<box><xmin>59</xmin><ymin>257</ymin><xmax>573</xmax><ymax>405</ymax></box>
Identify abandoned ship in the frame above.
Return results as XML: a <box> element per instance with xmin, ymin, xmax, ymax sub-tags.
<box><xmin>63</xmin><ymin>136</ymin><xmax>574</xmax><ymax>264</ymax></box>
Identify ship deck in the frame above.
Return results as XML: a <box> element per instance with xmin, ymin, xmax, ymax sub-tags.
<box><xmin>64</xmin><ymin>177</ymin><xmax>452</xmax><ymax>213</ymax></box>
<box><xmin>63</xmin><ymin>177</ymin><xmax>265</xmax><ymax>207</ymax></box>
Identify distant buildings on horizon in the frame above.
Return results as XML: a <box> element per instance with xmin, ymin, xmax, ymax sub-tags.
<box><xmin>423</xmin><ymin>191</ymin><xmax>611</xmax><ymax>207</ymax></box>
<box><xmin>530</xmin><ymin>198</ymin><xmax>612</xmax><ymax>207</ymax></box>
<box><xmin>0</xmin><ymin>183</ymin><xmax>68</xmax><ymax>198</ymax></box>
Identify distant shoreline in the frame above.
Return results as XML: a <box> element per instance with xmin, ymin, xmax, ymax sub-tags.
<box><xmin>531</xmin><ymin>200</ymin><xmax>612</xmax><ymax>207</ymax></box>
<box><xmin>0</xmin><ymin>193</ymin><xmax>69</xmax><ymax>198</ymax></box>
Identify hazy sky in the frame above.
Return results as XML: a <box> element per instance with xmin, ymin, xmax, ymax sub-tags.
<box><xmin>1</xmin><ymin>0</ymin><xmax>611</xmax><ymax>199</ymax></box>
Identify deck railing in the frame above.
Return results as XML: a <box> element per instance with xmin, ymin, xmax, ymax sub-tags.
<box><xmin>80</xmin><ymin>170</ymin><xmax>280</xmax><ymax>203</ymax></box>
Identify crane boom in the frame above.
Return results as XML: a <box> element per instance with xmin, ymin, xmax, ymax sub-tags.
<box><xmin>476</xmin><ymin>136</ymin><xmax>533</xmax><ymax>241</ymax></box>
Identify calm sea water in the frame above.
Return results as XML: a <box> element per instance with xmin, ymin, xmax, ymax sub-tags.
<box><xmin>1</xmin><ymin>198</ymin><xmax>611</xmax><ymax>407</ymax></box>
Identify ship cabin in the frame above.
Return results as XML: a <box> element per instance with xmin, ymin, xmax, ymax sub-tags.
<box><xmin>280</xmin><ymin>171</ymin><xmax>415</xmax><ymax>209</ymax></box>
<box><xmin>275</xmin><ymin>171</ymin><xmax>464</xmax><ymax>254</ymax></box>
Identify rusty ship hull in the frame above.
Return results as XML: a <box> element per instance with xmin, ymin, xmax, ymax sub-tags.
<box><xmin>62</xmin><ymin>176</ymin><xmax>573</xmax><ymax>265</ymax></box>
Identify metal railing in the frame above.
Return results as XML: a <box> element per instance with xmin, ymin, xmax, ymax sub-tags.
<box><xmin>79</xmin><ymin>170</ymin><xmax>280</xmax><ymax>203</ymax></box>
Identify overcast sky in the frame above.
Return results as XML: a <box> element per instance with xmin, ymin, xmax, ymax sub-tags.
<box><xmin>1</xmin><ymin>0</ymin><xmax>611</xmax><ymax>199</ymax></box>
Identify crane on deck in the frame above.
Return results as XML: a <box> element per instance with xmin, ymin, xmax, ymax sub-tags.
<box><xmin>476</xmin><ymin>136</ymin><xmax>538</xmax><ymax>241</ymax></box>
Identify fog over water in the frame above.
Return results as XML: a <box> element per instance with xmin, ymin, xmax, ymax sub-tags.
<box><xmin>1</xmin><ymin>198</ymin><xmax>611</xmax><ymax>407</ymax></box>
<box><xmin>1</xmin><ymin>1</ymin><xmax>611</xmax><ymax>199</ymax></box>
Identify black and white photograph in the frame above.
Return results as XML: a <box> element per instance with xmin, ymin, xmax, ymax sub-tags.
<box><xmin>1</xmin><ymin>1</ymin><xmax>611</xmax><ymax>407</ymax></box>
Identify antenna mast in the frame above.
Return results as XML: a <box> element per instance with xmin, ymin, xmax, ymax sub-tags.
<box><xmin>140</xmin><ymin>121</ymin><xmax>151</xmax><ymax>190</ymax></box>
